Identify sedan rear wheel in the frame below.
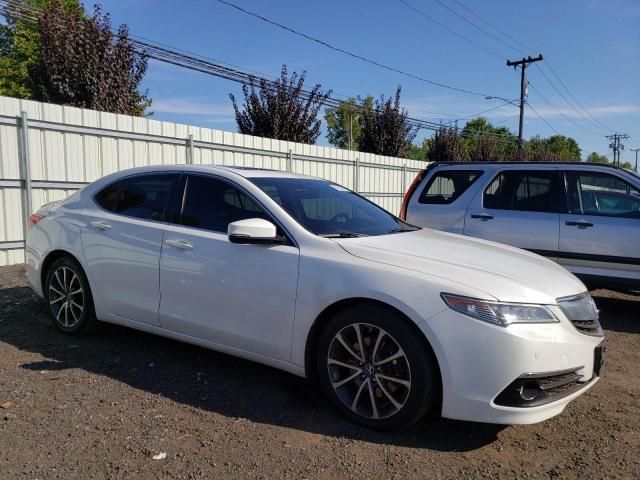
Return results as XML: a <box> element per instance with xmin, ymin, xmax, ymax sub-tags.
<box><xmin>45</xmin><ymin>257</ymin><xmax>97</xmax><ymax>334</ymax></box>
<box><xmin>317</xmin><ymin>304</ymin><xmax>438</xmax><ymax>431</ymax></box>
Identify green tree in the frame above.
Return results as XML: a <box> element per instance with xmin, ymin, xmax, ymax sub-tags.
<box><xmin>230</xmin><ymin>65</ymin><xmax>330</xmax><ymax>144</ymax></box>
<box><xmin>0</xmin><ymin>0</ymin><xmax>83</xmax><ymax>99</ymax></box>
<box><xmin>359</xmin><ymin>86</ymin><xmax>417</xmax><ymax>157</ymax></box>
<box><xmin>461</xmin><ymin>117</ymin><xmax>517</xmax><ymax>162</ymax></box>
<box><xmin>586</xmin><ymin>152</ymin><xmax>609</xmax><ymax>164</ymax></box>
<box><xmin>407</xmin><ymin>138</ymin><xmax>430</xmax><ymax>161</ymax></box>
<box><xmin>545</xmin><ymin>135</ymin><xmax>581</xmax><ymax>162</ymax></box>
<box><xmin>324</xmin><ymin>96</ymin><xmax>373</xmax><ymax>150</ymax></box>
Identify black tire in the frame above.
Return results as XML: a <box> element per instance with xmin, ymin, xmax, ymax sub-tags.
<box><xmin>44</xmin><ymin>256</ymin><xmax>98</xmax><ymax>335</ymax></box>
<box><xmin>316</xmin><ymin>303</ymin><xmax>438</xmax><ymax>431</ymax></box>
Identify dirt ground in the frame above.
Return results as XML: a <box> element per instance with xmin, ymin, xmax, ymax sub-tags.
<box><xmin>0</xmin><ymin>264</ymin><xmax>638</xmax><ymax>480</ymax></box>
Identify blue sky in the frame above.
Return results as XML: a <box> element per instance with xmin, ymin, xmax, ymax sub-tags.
<box><xmin>91</xmin><ymin>0</ymin><xmax>639</xmax><ymax>162</ymax></box>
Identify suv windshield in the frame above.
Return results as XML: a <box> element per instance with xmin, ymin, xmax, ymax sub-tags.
<box><xmin>250</xmin><ymin>177</ymin><xmax>418</xmax><ymax>237</ymax></box>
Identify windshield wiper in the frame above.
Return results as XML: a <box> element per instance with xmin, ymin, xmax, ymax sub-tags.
<box><xmin>385</xmin><ymin>227</ymin><xmax>419</xmax><ymax>234</ymax></box>
<box><xmin>320</xmin><ymin>232</ymin><xmax>368</xmax><ymax>238</ymax></box>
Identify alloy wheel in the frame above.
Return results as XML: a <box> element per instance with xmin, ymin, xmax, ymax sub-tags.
<box><xmin>48</xmin><ymin>266</ymin><xmax>85</xmax><ymax>329</ymax></box>
<box><xmin>327</xmin><ymin>323</ymin><xmax>411</xmax><ymax>420</ymax></box>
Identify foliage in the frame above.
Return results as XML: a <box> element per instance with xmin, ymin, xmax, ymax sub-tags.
<box><xmin>32</xmin><ymin>2</ymin><xmax>150</xmax><ymax>115</ymax></box>
<box><xmin>0</xmin><ymin>0</ymin><xmax>82</xmax><ymax>98</ymax></box>
<box><xmin>324</xmin><ymin>96</ymin><xmax>373</xmax><ymax>150</ymax></box>
<box><xmin>462</xmin><ymin>117</ymin><xmax>517</xmax><ymax>162</ymax></box>
<box><xmin>545</xmin><ymin>135</ymin><xmax>581</xmax><ymax>162</ymax></box>
<box><xmin>407</xmin><ymin>138</ymin><xmax>430</xmax><ymax>161</ymax></box>
<box><xmin>359</xmin><ymin>86</ymin><xmax>417</xmax><ymax>157</ymax></box>
<box><xmin>426</xmin><ymin>126</ymin><xmax>468</xmax><ymax>162</ymax></box>
<box><xmin>586</xmin><ymin>152</ymin><xmax>609</xmax><ymax>164</ymax></box>
<box><xmin>230</xmin><ymin>65</ymin><xmax>330</xmax><ymax>144</ymax></box>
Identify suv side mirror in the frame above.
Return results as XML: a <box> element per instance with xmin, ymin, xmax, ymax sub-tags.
<box><xmin>228</xmin><ymin>218</ymin><xmax>281</xmax><ymax>244</ymax></box>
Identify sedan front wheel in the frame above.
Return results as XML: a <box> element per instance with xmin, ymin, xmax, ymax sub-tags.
<box><xmin>317</xmin><ymin>304</ymin><xmax>438</xmax><ymax>431</ymax></box>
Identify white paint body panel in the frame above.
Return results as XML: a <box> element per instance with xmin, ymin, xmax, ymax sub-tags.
<box><xmin>26</xmin><ymin>165</ymin><xmax>603</xmax><ymax>425</ymax></box>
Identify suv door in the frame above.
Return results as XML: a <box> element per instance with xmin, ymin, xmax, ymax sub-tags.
<box><xmin>560</xmin><ymin>170</ymin><xmax>640</xmax><ymax>286</ymax></box>
<box><xmin>82</xmin><ymin>172</ymin><xmax>180</xmax><ymax>325</ymax></box>
<box><xmin>464</xmin><ymin>168</ymin><xmax>561</xmax><ymax>259</ymax></box>
<box><xmin>158</xmin><ymin>174</ymin><xmax>300</xmax><ymax>361</ymax></box>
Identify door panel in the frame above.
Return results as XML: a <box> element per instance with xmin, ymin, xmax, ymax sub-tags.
<box><xmin>158</xmin><ymin>174</ymin><xmax>300</xmax><ymax>361</ymax></box>
<box><xmin>559</xmin><ymin>171</ymin><xmax>640</xmax><ymax>280</ymax></box>
<box><xmin>81</xmin><ymin>173</ymin><xmax>180</xmax><ymax>325</ymax></box>
<box><xmin>159</xmin><ymin>226</ymin><xmax>299</xmax><ymax>360</ymax></box>
<box><xmin>464</xmin><ymin>169</ymin><xmax>561</xmax><ymax>257</ymax></box>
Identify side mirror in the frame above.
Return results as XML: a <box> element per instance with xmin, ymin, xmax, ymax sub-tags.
<box><xmin>228</xmin><ymin>218</ymin><xmax>281</xmax><ymax>244</ymax></box>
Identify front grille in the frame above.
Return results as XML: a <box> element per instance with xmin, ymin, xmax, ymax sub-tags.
<box><xmin>557</xmin><ymin>293</ymin><xmax>603</xmax><ymax>337</ymax></box>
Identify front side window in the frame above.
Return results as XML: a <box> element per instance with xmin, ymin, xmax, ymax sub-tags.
<box><xmin>179</xmin><ymin>175</ymin><xmax>269</xmax><ymax>232</ymax></box>
<box><xmin>483</xmin><ymin>170</ymin><xmax>557</xmax><ymax>213</ymax></box>
<box><xmin>250</xmin><ymin>177</ymin><xmax>417</xmax><ymax>237</ymax></box>
<box><xmin>94</xmin><ymin>174</ymin><xmax>178</xmax><ymax>221</ymax></box>
<box><xmin>419</xmin><ymin>170</ymin><xmax>482</xmax><ymax>205</ymax></box>
<box><xmin>565</xmin><ymin>171</ymin><xmax>640</xmax><ymax>218</ymax></box>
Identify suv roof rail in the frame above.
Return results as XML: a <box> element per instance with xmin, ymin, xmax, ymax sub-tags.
<box><xmin>430</xmin><ymin>161</ymin><xmax>623</xmax><ymax>169</ymax></box>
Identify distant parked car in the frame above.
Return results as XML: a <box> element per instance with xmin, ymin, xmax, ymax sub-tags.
<box><xmin>27</xmin><ymin>165</ymin><xmax>603</xmax><ymax>430</ymax></box>
<box><xmin>402</xmin><ymin>162</ymin><xmax>640</xmax><ymax>291</ymax></box>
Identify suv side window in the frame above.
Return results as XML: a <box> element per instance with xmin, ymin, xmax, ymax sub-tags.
<box><xmin>419</xmin><ymin>170</ymin><xmax>482</xmax><ymax>205</ymax></box>
<box><xmin>94</xmin><ymin>173</ymin><xmax>179</xmax><ymax>221</ymax></box>
<box><xmin>180</xmin><ymin>175</ymin><xmax>269</xmax><ymax>232</ymax></box>
<box><xmin>484</xmin><ymin>170</ymin><xmax>558</xmax><ymax>213</ymax></box>
<box><xmin>565</xmin><ymin>171</ymin><xmax>640</xmax><ymax>219</ymax></box>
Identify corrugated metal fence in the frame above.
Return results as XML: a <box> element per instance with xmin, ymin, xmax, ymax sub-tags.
<box><xmin>0</xmin><ymin>95</ymin><xmax>426</xmax><ymax>265</ymax></box>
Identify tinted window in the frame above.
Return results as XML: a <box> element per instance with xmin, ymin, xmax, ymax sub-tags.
<box><xmin>180</xmin><ymin>175</ymin><xmax>269</xmax><ymax>232</ymax></box>
<box><xmin>419</xmin><ymin>170</ymin><xmax>482</xmax><ymax>204</ymax></box>
<box><xmin>566</xmin><ymin>171</ymin><xmax>640</xmax><ymax>218</ymax></box>
<box><xmin>484</xmin><ymin>170</ymin><xmax>557</xmax><ymax>213</ymax></box>
<box><xmin>251</xmin><ymin>177</ymin><xmax>417</xmax><ymax>237</ymax></box>
<box><xmin>94</xmin><ymin>181</ymin><xmax>122</xmax><ymax>212</ymax></box>
<box><xmin>111</xmin><ymin>174</ymin><xmax>178</xmax><ymax>221</ymax></box>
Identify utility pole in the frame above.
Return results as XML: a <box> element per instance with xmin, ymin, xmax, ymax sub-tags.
<box><xmin>630</xmin><ymin>148</ymin><xmax>639</xmax><ymax>172</ymax></box>
<box><xmin>506</xmin><ymin>54</ymin><xmax>543</xmax><ymax>149</ymax></box>
<box><xmin>606</xmin><ymin>133</ymin><xmax>630</xmax><ymax>167</ymax></box>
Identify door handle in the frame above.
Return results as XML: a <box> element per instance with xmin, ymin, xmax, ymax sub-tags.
<box><xmin>470</xmin><ymin>214</ymin><xmax>494</xmax><ymax>220</ymax></box>
<box><xmin>90</xmin><ymin>220</ymin><xmax>112</xmax><ymax>231</ymax></box>
<box><xmin>565</xmin><ymin>221</ymin><xmax>594</xmax><ymax>228</ymax></box>
<box><xmin>165</xmin><ymin>239</ymin><xmax>193</xmax><ymax>251</ymax></box>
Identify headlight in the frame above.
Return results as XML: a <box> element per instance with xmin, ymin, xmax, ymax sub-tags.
<box><xmin>441</xmin><ymin>293</ymin><xmax>558</xmax><ymax>327</ymax></box>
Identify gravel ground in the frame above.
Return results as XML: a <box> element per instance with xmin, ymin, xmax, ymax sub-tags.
<box><xmin>0</xmin><ymin>264</ymin><xmax>639</xmax><ymax>480</ymax></box>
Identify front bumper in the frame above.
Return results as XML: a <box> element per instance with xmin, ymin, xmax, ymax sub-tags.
<box><xmin>421</xmin><ymin>306</ymin><xmax>603</xmax><ymax>425</ymax></box>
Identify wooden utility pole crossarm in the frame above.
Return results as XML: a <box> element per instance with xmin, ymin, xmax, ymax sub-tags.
<box><xmin>506</xmin><ymin>54</ymin><xmax>544</xmax><ymax>148</ymax></box>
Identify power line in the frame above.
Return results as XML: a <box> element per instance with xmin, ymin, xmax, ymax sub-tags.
<box><xmin>528</xmin><ymin>83</ymin><xmax>602</xmax><ymax>136</ymax></box>
<box><xmin>215</xmin><ymin>0</ymin><xmax>500</xmax><ymax>98</ymax></box>
<box><xmin>526</xmin><ymin>102</ymin><xmax>559</xmax><ymax>134</ymax></box>
<box><xmin>448</xmin><ymin>0</ymin><xmax>614</xmax><ymax>136</ymax></box>
<box><xmin>396</xmin><ymin>0</ymin><xmax>507</xmax><ymax>60</ymax></box>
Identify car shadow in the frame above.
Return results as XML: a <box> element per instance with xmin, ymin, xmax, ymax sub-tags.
<box><xmin>591</xmin><ymin>290</ymin><xmax>640</xmax><ymax>334</ymax></box>
<box><xmin>0</xmin><ymin>285</ymin><xmax>504</xmax><ymax>452</ymax></box>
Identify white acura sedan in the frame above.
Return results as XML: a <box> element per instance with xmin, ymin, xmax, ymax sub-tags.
<box><xmin>26</xmin><ymin>165</ymin><xmax>604</xmax><ymax>430</ymax></box>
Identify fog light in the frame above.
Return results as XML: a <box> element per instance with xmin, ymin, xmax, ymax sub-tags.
<box><xmin>519</xmin><ymin>382</ymin><xmax>541</xmax><ymax>401</ymax></box>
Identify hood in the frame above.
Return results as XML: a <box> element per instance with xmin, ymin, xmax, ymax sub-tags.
<box><xmin>336</xmin><ymin>229</ymin><xmax>586</xmax><ymax>305</ymax></box>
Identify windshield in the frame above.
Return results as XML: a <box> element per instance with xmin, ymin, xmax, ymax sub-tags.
<box><xmin>250</xmin><ymin>177</ymin><xmax>418</xmax><ymax>237</ymax></box>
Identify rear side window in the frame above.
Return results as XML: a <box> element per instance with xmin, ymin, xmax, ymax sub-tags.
<box><xmin>565</xmin><ymin>171</ymin><xmax>640</xmax><ymax>218</ymax></box>
<box><xmin>419</xmin><ymin>170</ymin><xmax>482</xmax><ymax>204</ymax></box>
<box><xmin>179</xmin><ymin>175</ymin><xmax>269</xmax><ymax>232</ymax></box>
<box><xmin>94</xmin><ymin>173</ymin><xmax>179</xmax><ymax>221</ymax></box>
<box><xmin>484</xmin><ymin>170</ymin><xmax>558</xmax><ymax>213</ymax></box>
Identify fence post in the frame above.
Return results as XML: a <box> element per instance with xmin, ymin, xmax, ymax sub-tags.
<box><xmin>18</xmin><ymin>111</ymin><xmax>33</xmax><ymax>244</ymax></box>
<box><xmin>353</xmin><ymin>157</ymin><xmax>360</xmax><ymax>192</ymax></box>
<box><xmin>401</xmin><ymin>163</ymin><xmax>407</xmax><ymax>200</ymax></box>
<box><xmin>186</xmin><ymin>134</ymin><xmax>194</xmax><ymax>164</ymax></box>
<box><xmin>287</xmin><ymin>149</ymin><xmax>293</xmax><ymax>172</ymax></box>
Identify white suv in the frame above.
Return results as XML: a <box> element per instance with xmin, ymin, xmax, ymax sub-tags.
<box><xmin>402</xmin><ymin>162</ymin><xmax>640</xmax><ymax>291</ymax></box>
